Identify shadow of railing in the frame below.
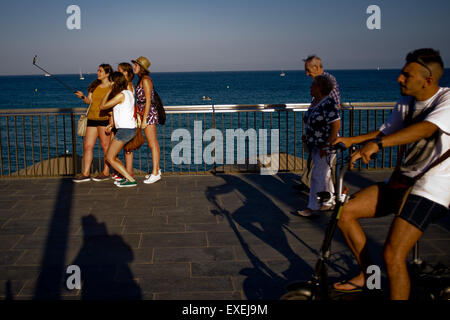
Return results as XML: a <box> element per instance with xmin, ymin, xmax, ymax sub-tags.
<box><xmin>33</xmin><ymin>178</ymin><xmax>74</xmax><ymax>299</ymax></box>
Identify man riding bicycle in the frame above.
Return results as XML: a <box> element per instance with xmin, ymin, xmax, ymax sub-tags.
<box><xmin>332</xmin><ymin>48</ymin><xmax>450</xmax><ymax>300</ymax></box>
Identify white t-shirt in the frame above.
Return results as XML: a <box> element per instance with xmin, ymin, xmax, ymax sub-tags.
<box><xmin>379</xmin><ymin>87</ymin><xmax>450</xmax><ymax>208</ymax></box>
<box><xmin>113</xmin><ymin>90</ymin><xmax>136</xmax><ymax>129</ymax></box>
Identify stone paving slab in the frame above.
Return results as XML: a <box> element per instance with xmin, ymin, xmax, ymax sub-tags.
<box><xmin>0</xmin><ymin>171</ymin><xmax>448</xmax><ymax>300</ymax></box>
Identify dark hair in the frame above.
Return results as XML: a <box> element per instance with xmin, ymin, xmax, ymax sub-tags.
<box><xmin>136</xmin><ymin>67</ymin><xmax>150</xmax><ymax>79</ymax></box>
<box><xmin>313</xmin><ymin>75</ymin><xmax>334</xmax><ymax>96</ymax></box>
<box><xmin>406</xmin><ymin>48</ymin><xmax>444</xmax><ymax>70</ymax></box>
<box><xmin>118</xmin><ymin>62</ymin><xmax>134</xmax><ymax>82</ymax></box>
<box><xmin>87</xmin><ymin>63</ymin><xmax>113</xmax><ymax>93</ymax></box>
<box><xmin>107</xmin><ymin>72</ymin><xmax>128</xmax><ymax>102</ymax></box>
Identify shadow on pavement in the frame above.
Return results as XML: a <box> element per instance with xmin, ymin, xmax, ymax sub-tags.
<box><xmin>206</xmin><ymin>174</ymin><xmax>316</xmax><ymax>299</ymax></box>
<box><xmin>71</xmin><ymin>215</ymin><xmax>141</xmax><ymax>300</ymax></box>
<box><xmin>33</xmin><ymin>179</ymin><xmax>74</xmax><ymax>299</ymax></box>
<box><xmin>32</xmin><ymin>178</ymin><xmax>141</xmax><ymax>300</ymax></box>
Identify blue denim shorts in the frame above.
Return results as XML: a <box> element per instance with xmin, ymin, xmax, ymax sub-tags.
<box><xmin>114</xmin><ymin>128</ymin><xmax>136</xmax><ymax>144</ymax></box>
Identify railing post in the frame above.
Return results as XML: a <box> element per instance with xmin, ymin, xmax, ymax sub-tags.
<box><xmin>349</xmin><ymin>103</ymin><xmax>354</xmax><ymax>137</ymax></box>
<box><xmin>212</xmin><ymin>102</ymin><xmax>216</xmax><ymax>175</ymax></box>
<box><xmin>71</xmin><ymin>113</ymin><xmax>77</xmax><ymax>175</ymax></box>
<box><xmin>0</xmin><ymin>117</ymin><xmax>3</xmax><ymax>177</ymax></box>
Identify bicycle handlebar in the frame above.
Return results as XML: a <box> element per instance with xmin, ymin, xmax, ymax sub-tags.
<box><xmin>323</xmin><ymin>142</ymin><xmax>378</xmax><ymax>203</ymax></box>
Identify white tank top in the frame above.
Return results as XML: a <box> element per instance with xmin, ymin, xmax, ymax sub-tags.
<box><xmin>113</xmin><ymin>90</ymin><xmax>136</xmax><ymax>129</ymax></box>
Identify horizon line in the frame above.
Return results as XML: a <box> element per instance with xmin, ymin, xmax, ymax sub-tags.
<box><xmin>0</xmin><ymin>67</ymin><xmax>415</xmax><ymax>77</ymax></box>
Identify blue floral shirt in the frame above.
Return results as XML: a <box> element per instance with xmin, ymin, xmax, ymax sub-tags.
<box><xmin>304</xmin><ymin>96</ymin><xmax>340</xmax><ymax>150</ymax></box>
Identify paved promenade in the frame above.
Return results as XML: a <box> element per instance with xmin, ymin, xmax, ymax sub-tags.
<box><xmin>0</xmin><ymin>171</ymin><xmax>448</xmax><ymax>300</ymax></box>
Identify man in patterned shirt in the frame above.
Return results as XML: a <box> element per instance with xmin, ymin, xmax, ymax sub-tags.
<box><xmin>294</xmin><ymin>55</ymin><xmax>342</xmax><ymax>193</ymax></box>
<box><xmin>304</xmin><ymin>55</ymin><xmax>341</xmax><ymax>109</ymax></box>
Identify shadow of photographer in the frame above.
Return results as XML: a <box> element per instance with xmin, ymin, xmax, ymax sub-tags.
<box><xmin>70</xmin><ymin>215</ymin><xmax>141</xmax><ymax>300</ymax></box>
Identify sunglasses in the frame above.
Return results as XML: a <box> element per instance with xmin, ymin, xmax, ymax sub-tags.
<box><xmin>406</xmin><ymin>54</ymin><xmax>433</xmax><ymax>77</ymax></box>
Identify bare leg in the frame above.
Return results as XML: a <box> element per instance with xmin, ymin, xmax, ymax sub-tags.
<box><xmin>125</xmin><ymin>151</ymin><xmax>134</xmax><ymax>175</ymax></box>
<box><xmin>144</xmin><ymin>124</ymin><xmax>160</xmax><ymax>175</ymax></box>
<box><xmin>334</xmin><ymin>184</ymin><xmax>380</xmax><ymax>290</ymax></box>
<box><xmin>105</xmin><ymin>139</ymin><xmax>135</xmax><ymax>182</ymax></box>
<box><xmin>383</xmin><ymin>217</ymin><xmax>422</xmax><ymax>300</ymax></box>
<box><xmin>109</xmin><ymin>130</ymin><xmax>132</xmax><ymax>177</ymax></box>
<box><xmin>82</xmin><ymin>126</ymin><xmax>99</xmax><ymax>176</ymax></box>
<box><xmin>97</xmin><ymin>126</ymin><xmax>111</xmax><ymax>176</ymax></box>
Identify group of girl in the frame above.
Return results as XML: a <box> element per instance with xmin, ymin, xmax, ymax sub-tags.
<box><xmin>73</xmin><ymin>56</ymin><xmax>161</xmax><ymax>187</ymax></box>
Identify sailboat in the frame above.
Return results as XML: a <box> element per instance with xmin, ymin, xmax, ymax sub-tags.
<box><xmin>280</xmin><ymin>70</ymin><xmax>286</xmax><ymax>77</ymax></box>
<box><xmin>79</xmin><ymin>68</ymin><xmax>85</xmax><ymax>80</ymax></box>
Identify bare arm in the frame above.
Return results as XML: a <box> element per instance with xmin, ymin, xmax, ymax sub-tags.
<box><xmin>75</xmin><ymin>91</ymin><xmax>92</xmax><ymax>105</ymax></box>
<box><xmin>99</xmin><ymin>92</ymin><xmax>124</xmax><ymax>110</ymax></box>
<box><xmin>353</xmin><ymin>121</ymin><xmax>439</xmax><ymax>165</ymax></box>
<box><xmin>334</xmin><ymin>130</ymin><xmax>382</xmax><ymax>148</ymax></box>
<box><xmin>379</xmin><ymin>121</ymin><xmax>438</xmax><ymax>147</ymax></box>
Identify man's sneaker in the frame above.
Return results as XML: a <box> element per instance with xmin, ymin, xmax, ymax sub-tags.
<box><xmin>114</xmin><ymin>178</ymin><xmax>126</xmax><ymax>186</ymax></box>
<box><xmin>91</xmin><ymin>173</ymin><xmax>110</xmax><ymax>182</ymax></box>
<box><xmin>143</xmin><ymin>173</ymin><xmax>161</xmax><ymax>184</ymax></box>
<box><xmin>73</xmin><ymin>174</ymin><xmax>91</xmax><ymax>183</ymax></box>
<box><xmin>116</xmin><ymin>180</ymin><xmax>137</xmax><ymax>188</ymax></box>
<box><xmin>145</xmin><ymin>169</ymin><xmax>162</xmax><ymax>179</ymax></box>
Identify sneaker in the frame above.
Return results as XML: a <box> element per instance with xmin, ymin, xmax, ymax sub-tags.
<box><xmin>116</xmin><ymin>180</ymin><xmax>137</xmax><ymax>188</ymax></box>
<box><xmin>114</xmin><ymin>178</ymin><xmax>126</xmax><ymax>186</ymax></box>
<box><xmin>143</xmin><ymin>173</ymin><xmax>161</xmax><ymax>184</ymax></box>
<box><xmin>91</xmin><ymin>173</ymin><xmax>111</xmax><ymax>182</ymax></box>
<box><xmin>145</xmin><ymin>169</ymin><xmax>162</xmax><ymax>179</ymax></box>
<box><xmin>112</xmin><ymin>173</ymin><xmax>123</xmax><ymax>181</ymax></box>
<box><xmin>73</xmin><ymin>174</ymin><xmax>91</xmax><ymax>183</ymax></box>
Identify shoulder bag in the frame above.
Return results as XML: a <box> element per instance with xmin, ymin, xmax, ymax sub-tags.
<box><xmin>77</xmin><ymin>102</ymin><xmax>92</xmax><ymax>137</ymax></box>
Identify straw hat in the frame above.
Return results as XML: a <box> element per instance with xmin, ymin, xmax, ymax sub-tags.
<box><xmin>131</xmin><ymin>56</ymin><xmax>151</xmax><ymax>73</ymax></box>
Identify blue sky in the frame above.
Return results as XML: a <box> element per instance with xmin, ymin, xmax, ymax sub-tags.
<box><xmin>1</xmin><ymin>0</ymin><xmax>449</xmax><ymax>75</ymax></box>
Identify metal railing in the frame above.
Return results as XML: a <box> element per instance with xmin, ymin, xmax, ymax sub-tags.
<box><xmin>0</xmin><ymin>102</ymin><xmax>397</xmax><ymax>177</ymax></box>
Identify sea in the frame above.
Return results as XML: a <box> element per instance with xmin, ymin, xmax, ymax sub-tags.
<box><xmin>0</xmin><ymin>70</ymin><xmax>449</xmax><ymax>175</ymax></box>
<box><xmin>2</xmin><ymin>69</ymin><xmax>450</xmax><ymax>109</ymax></box>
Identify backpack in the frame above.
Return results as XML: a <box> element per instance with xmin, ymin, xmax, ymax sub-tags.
<box><xmin>153</xmin><ymin>90</ymin><xmax>166</xmax><ymax>125</ymax></box>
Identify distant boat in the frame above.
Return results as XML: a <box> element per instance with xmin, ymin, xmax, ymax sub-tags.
<box><xmin>280</xmin><ymin>71</ymin><xmax>286</xmax><ymax>77</ymax></box>
<box><xmin>377</xmin><ymin>67</ymin><xmax>381</xmax><ymax>71</ymax></box>
<box><xmin>44</xmin><ymin>73</ymin><xmax>51</xmax><ymax>77</ymax></box>
<box><xmin>79</xmin><ymin>69</ymin><xmax>84</xmax><ymax>80</ymax></box>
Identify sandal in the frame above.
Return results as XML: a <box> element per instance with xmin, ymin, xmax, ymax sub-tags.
<box><xmin>333</xmin><ymin>280</ymin><xmax>364</xmax><ymax>293</ymax></box>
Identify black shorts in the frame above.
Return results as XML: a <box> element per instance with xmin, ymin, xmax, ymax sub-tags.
<box><xmin>375</xmin><ymin>182</ymin><xmax>448</xmax><ymax>232</ymax></box>
<box><xmin>87</xmin><ymin>119</ymin><xmax>109</xmax><ymax>127</ymax></box>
